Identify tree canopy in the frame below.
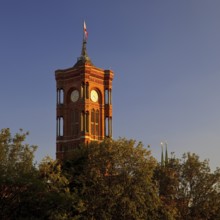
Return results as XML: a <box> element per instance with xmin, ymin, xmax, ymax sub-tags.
<box><xmin>1</xmin><ymin>128</ymin><xmax>220</xmax><ymax>219</ymax></box>
<box><xmin>155</xmin><ymin>153</ymin><xmax>220</xmax><ymax>219</ymax></box>
<box><xmin>63</xmin><ymin>138</ymin><xmax>161</xmax><ymax>219</ymax></box>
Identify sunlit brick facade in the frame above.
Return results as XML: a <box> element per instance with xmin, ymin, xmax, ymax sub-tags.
<box><xmin>55</xmin><ymin>37</ymin><xmax>114</xmax><ymax>160</ymax></box>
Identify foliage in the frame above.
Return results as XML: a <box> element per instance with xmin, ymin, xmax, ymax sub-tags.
<box><xmin>0</xmin><ymin>128</ymin><xmax>37</xmax><ymax>176</ymax></box>
<box><xmin>154</xmin><ymin>156</ymin><xmax>180</xmax><ymax>219</ymax></box>
<box><xmin>0</xmin><ymin>128</ymin><xmax>39</xmax><ymax>219</ymax></box>
<box><xmin>1</xmin><ymin>128</ymin><xmax>220</xmax><ymax>219</ymax></box>
<box><xmin>38</xmin><ymin>156</ymin><xmax>76</xmax><ymax>220</ymax></box>
<box><xmin>64</xmin><ymin>138</ymin><xmax>161</xmax><ymax>220</ymax></box>
<box><xmin>177</xmin><ymin>153</ymin><xmax>220</xmax><ymax>219</ymax></box>
<box><xmin>154</xmin><ymin>152</ymin><xmax>220</xmax><ymax>220</ymax></box>
<box><xmin>0</xmin><ymin>129</ymin><xmax>74</xmax><ymax>220</ymax></box>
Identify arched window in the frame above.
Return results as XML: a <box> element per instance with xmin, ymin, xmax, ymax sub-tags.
<box><xmin>91</xmin><ymin>109</ymin><xmax>100</xmax><ymax>138</ymax></box>
<box><xmin>75</xmin><ymin>110</ymin><xmax>79</xmax><ymax>135</ymax></box>
<box><xmin>72</xmin><ymin>110</ymin><xmax>79</xmax><ymax>136</ymax></box>
<box><xmin>81</xmin><ymin>82</ymin><xmax>85</xmax><ymax>98</ymax></box>
<box><xmin>109</xmin><ymin>89</ymin><xmax>112</xmax><ymax>104</ymax></box>
<box><xmin>91</xmin><ymin>109</ymin><xmax>95</xmax><ymax>135</ymax></box>
<box><xmin>105</xmin><ymin>117</ymin><xmax>109</xmax><ymax>137</ymax></box>
<box><xmin>86</xmin><ymin>82</ymin><xmax>89</xmax><ymax>99</ymax></box>
<box><xmin>86</xmin><ymin>111</ymin><xmax>89</xmax><ymax>132</ymax></box>
<box><xmin>57</xmin><ymin>117</ymin><xmax>64</xmax><ymax>136</ymax></box>
<box><xmin>105</xmin><ymin>117</ymin><xmax>112</xmax><ymax>137</ymax></box>
<box><xmin>57</xmin><ymin>89</ymin><xmax>64</xmax><ymax>104</ymax></box>
<box><xmin>109</xmin><ymin>117</ymin><xmax>112</xmax><ymax>137</ymax></box>
<box><xmin>105</xmin><ymin>89</ymin><xmax>109</xmax><ymax>104</ymax></box>
<box><xmin>81</xmin><ymin>111</ymin><xmax>84</xmax><ymax>132</ymax></box>
<box><xmin>57</xmin><ymin>90</ymin><xmax>59</xmax><ymax>104</ymax></box>
<box><xmin>95</xmin><ymin>110</ymin><xmax>99</xmax><ymax>136</ymax></box>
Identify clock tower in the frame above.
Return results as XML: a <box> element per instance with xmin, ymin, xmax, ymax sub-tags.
<box><xmin>55</xmin><ymin>23</ymin><xmax>114</xmax><ymax>160</ymax></box>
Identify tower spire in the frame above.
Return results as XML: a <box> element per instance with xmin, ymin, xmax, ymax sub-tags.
<box><xmin>80</xmin><ymin>40</ymin><xmax>90</xmax><ymax>60</ymax></box>
<box><xmin>165</xmin><ymin>142</ymin><xmax>168</xmax><ymax>165</ymax></box>
<box><xmin>161</xmin><ymin>142</ymin><xmax>164</xmax><ymax>166</ymax></box>
<box><xmin>76</xmin><ymin>21</ymin><xmax>92</xmax><ymax>65</ymax></box>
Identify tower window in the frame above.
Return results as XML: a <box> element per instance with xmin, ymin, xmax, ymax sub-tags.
<box><xmin>91</xmin><ymin>109</ymin><xmax>95</xmax><ymax>135</ymax></box>
<box><xmin>86</xmin><ymin>82</ymin><xmax>89</xmax><ymax>99</ymax></box>
<box><xmin>95</xmin><ymin>110</ymin><xmax>99</xmax><ymax>136</ymax></box>
<box><xmin>109</xmin><ymin>117</ymin><xmax>112</xmax><ymax>137</ymax></box>
<box><xmin>105</xmin><ymin>117</ymin><xmax>109</xmax><ymax>137</ymax></box>
<box><xmin>81</xmin><ymin>111</ymin><xmax>85</xmax><ymax>132</ymax></box>
<box><xmin>86</xmin><ymin>111</ymin><xmax>89</xmax><ymax>132</ymax></box>
<box><xmin>105</xmin><ymin>89</ymin><xmax>112</xmax><ymax>104</ymax></box>
<box><xmin>105</xmin><ymin>89</ymin><xmax>109</xmax><ymax>104</ymax></box>
<box><xmin>81</xmin><ymin>82</ymin><xmax>85</xmax><ymax>99</ymax></box>
<box><xmin>109</xmin><ymin>89</ymin><xmax>112</xmax><ymax>104</ymax></box>
<box><xmin>57</xmin><ymin>117</ymin><xmax>64</xmax><ymax>136</ymax></box>
<box><xmin>91</xmin><ymin>109</ymin><xmax>100</xmax><ymax>138</ymax></box>
<box><xmin>72</xmin><ymin>110</ymin><xmax>79</xmax><ymax>136</ymax></box>
<box><xmin>105</xmin><ymin>117</ymin><xmax>112</xmax><ymax>137</ymax></box>
<box><xmin>57</xmin><ymin>89</ymin><xmax>64</xmax><ymax>104</ymax></box>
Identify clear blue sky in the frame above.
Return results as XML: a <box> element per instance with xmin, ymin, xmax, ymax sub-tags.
<box><xmin>1</xmin><ymin>1</ymin><xmax>220</xmax><ymax>169</ymax></box>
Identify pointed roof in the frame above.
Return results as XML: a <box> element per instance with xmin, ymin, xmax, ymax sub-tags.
<box><xmin>161</xmin><ymin>143</ymin><xmax>164</xmax><ymax>166</ymax></box>
<box><xmin>165</xmin><ymin>143</ymin><xmax>168</xmax><ymax>165</ymax></box>
<box><xmin>74</xmin><ymin>22</ymin><xmax>93</xmax><ymax>67</ymax></box>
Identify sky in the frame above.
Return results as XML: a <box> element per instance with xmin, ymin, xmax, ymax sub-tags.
<box><xmin>1</xmin><ymin>1</ymin><xmax>220</xmax><ymax>169</ymax></box>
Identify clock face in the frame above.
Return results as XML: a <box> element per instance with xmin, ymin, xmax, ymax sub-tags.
<box><xmin>71</xmin><ymin>90</ymin><xmax>79</xmax><ymax>102</ymax></box>
<box><xmin>91</xmin><ymin>90</ymin><xmax>98</xmax><ymax>102</ymax></box>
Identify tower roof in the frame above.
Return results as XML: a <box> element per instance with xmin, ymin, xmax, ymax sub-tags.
<box><xmin>74</xmin><ymin>22</ymin><xmax>93</xmax><ymax>67</ymax></box>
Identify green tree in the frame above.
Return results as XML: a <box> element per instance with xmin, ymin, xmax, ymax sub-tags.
<box><xmin>154</xmin><ymin>156</ymin><xmax>180</xmax><ymax>220</ymax></box>
<box><xmin>177</xmin><ymin>153</ymin><xmax>220</xmax><ymax>220</ymax></box>
<box><xmin>155</xmin><ymin>152</ymin><xmax>220</xmax><ymax>220</ymax></box>
<box><xmin>0</xmin><ymin>128</ymin><xmax>39</xmax><ymax>219</ymax></box>
<box><xmin>0</xmin><ymin>128</ymin><xmax>78</xmax><ymax>220</ymax></box>
<box><xmin>0</xmin><ymin>128</ymin><xmax>37</xmax><ymax>176</ymax></box>
<box><xmin>64</xmin><ymin>138</ymin><xmax>161</xmax><ymax>220</ymax></box>
<box><xmin>38</xmin><ymin>156</ymin><xmax>77</xmax><ymax>220</ymax></box>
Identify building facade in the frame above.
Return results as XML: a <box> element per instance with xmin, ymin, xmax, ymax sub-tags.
<box><xmin>55</xmin><ymin>29</ymin><xmax>114</xmax><ymax>160</ymax></box>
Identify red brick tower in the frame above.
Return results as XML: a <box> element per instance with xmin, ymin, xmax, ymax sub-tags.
<box><xmin>55</xmin><ymin>23</ymin><xmax>114</xmax><ymax>160</ymax></box>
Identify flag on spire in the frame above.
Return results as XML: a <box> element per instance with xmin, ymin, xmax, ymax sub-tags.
<box><xmin>84</xmin><ymin>21</ymin><xmax>88</xmax><ymax>41</ymax></box>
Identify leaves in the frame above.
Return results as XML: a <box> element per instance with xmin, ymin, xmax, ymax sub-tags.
<box><xmin>1</xmin><ymin>128</ymin><xmax>220</xmax><ymax>219</ymax></box>
<box><xmin>0</xmin><ymin>128</ymin><xmax>37</xmax><ymax>178</ymax></box>
<box><xmin>63</xmin><ymin>138</ymin><xmax>160</xmax><ymax>219</ymax></box>
<box><xmin>154</xmin><ymin>152</ymin><xmax>220</xmax><ymax>219</ymax></box>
